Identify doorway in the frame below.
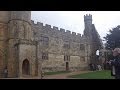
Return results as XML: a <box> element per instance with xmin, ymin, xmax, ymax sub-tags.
<box><xmin>66</xmin><ymin>62</ymin><xmax>69</xmax><ymax>71</ymax></box>
<box><xmin>22</xmin><ymin>59</ymin><xmax>30</xmax><ymax>75</ymax></box>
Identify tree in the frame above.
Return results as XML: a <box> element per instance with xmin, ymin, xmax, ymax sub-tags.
<box><xmin>104</xmin><ymin>25</ymin><xmax>120</xmax><ymax>50</ymax></box>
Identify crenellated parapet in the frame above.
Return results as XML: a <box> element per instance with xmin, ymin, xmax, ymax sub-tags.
<box><xmin>31</xmin><ymin>20</ymin><xmax>87</xmax><ymax>42</ymax></box>
<box><xmin>77</xmin><ymin>33</ymin><xmax>81</xmax><ymax>37</ymax></box>
<box><xmin>72</xmin><ymin>32</ymin><xmax>76</xmax><ymax>35</ymax></box>
<box><xmin>65</xmin><ymin>30</ymin><xmax>71</xmax><ymax>35</ymax></box>
<box><xmin>60</xmin><ymin>28</ymin><xmax>65</xmax><ymax>33</ymax></box>
<box><xmin>31</xmin><ymin>20</ymin><xmax>43</xmax><ymax>28</ymax></box>
<box><xmin>84</xmin><ymin>14</ymin><xmax>92</xmax><ymax>21</ymax></box>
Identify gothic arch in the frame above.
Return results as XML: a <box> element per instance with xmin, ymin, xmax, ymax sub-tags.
<box><xmin>22</xmin><ymin>59</ymin><xmax>30</xmax><ymax>75</ymax></box>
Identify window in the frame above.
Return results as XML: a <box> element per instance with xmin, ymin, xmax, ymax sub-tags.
<box><xmin>40</xmin><ymin>36</ymin><xmax>49</xmax><ymax>47</ymax></box>
<box><xmin>64</xmin><ymin>55</ymin><xmax>70</xmax><ymax>61</ymax></box>
<box><xmin>81</xmin><ymin>57</ymin><xmax>85</xmax><ymax>62</ymax></box>
<box><xmin>63</xmin><ymin>44</ymin><xmax>70</xmax><ymax>49</ymax></box>
<box><xmin>80</xmin><ymin>44</ymin><xmax>85</xmax><ymax>50</ymax></box>
<box><xmin>42</xmin><ymin>52</ymin><xmax>48</xmax><ymax>60</ymax></box>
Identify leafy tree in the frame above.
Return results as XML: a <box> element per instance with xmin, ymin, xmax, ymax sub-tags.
<box><xmin>104</xmin><ymin>25</ymin><xmax>120</xmax><ymax>50</ymax></box>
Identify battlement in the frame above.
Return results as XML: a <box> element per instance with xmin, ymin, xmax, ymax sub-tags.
<box><xmin>31</xmin><ymin>20</ymin><xmax>87</xmax><ymax>41</ymax></box>
<box><xmin>53</xmin><ymin>26</ymin><xmax>58</xmax><ymax>30</ymax></box>
<box><xmin>45</xmin><ymin>24</ymin><xmax>51</xmax><ymax>29</ymax></box>
<box><xmin>37</xmin><ymin>22</ymin><xmax>43</xmax><ymax>26</ymax></box>
<box><xmin>77</xmin><ymin>33</ymin><xmax>81</xmax><ymax>37</ymax></box>
<box><xmin>84</xmin><ymin>14</ymin><xmax>92</xmax><ymax>21</ymax></box>
<box><xmin>31</xmin><ymin>20</ymin><xmax>43</xmax><ymax>27</ymax></box>
<box><xmin>66</xmin><ymin>30</ymin><xmax>71</xmax><ymax>34</ymax></box>
<box><xmin>60</xmin><ymin>28</ymin><xmax>65</xmax><ymax>32</ymax></box>
<box><xmin>72</xmin><ymin>32</ymin><xmax>76</xmax><ymax>35</ymax></box>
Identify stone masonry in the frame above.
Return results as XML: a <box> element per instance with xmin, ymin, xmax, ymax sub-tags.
<box><xmin>0</xmin><ymin>11</ymin><xmax>103</xmax><ymax>78</ymax></box>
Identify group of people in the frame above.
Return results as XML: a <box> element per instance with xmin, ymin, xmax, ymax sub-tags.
<box><xmin>108</xmin><ymin>48</ymin><xmax>120</xmax><ymax>79</ymax></box>
<box><xmin>89</xmin><ymin>48</ymin><xmax>120</xmax><ymax>79</ymax></box>
<box><xmin>90</xmin><ymin>48</ymin><xmax>120</xmax><ymax>79</ymax></box>
<box><xmin>89</xmin><ymin>63</ymin><xmax>102</xmax><ymax>71</ymax></box>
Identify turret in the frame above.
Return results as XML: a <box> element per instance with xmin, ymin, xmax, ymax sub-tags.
<box><xmin>84</xmin><ymin>14</ymin><xmax>92</xmax><ymax>29</ymax></box>
<box><xmin>8</xmin><ymin>11</ymin><xmax>33</xmax><ymax>40</ymax></box>
<box><xmin>7</xmin><ymin>11</ymin><xmax>33</xmax><ymax>77</ymax></box>
<box><xmin>84</xmin><ymin>14</ymin><xmax>92</xmax><ymax>37</ymax></box>
<box><xmin>9</xmin><ymin>11</ymin><xmax>31</xmax><ymax>23</ymax></box>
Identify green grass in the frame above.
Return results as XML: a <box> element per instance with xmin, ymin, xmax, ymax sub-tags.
<box><xmin>44</xmin><ymin>71</ymin><xmax>71</xmax><ymax>75</ymax></box>
<box><xmin>68</xmin><ymin>70</ymin><xmax>114</xmax><ymax>79</ymax></box>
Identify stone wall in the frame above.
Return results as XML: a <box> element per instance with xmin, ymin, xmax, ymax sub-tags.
<box><xmin>0</xmin><ymin>23</ymin><xmax>8</xmax><ymax>77</ymax></box>
<box><xmin>31</xmin><ymin>20</ymin><xmax>91</xmax><ymax>72</ymax></box>
<box><xmin>42</xmin><ymin>54</ymin><xmax>65</xmax><ymax>72</ymax></box>
<box><xmin>42</xmin><ymin>54</ymin><xmax>89</xmax><ymax>72</ymax></box>
<box><xmin>0</xmin><ymin>11</ymin><xmax>102</xmax><ymax>78</ymax></box>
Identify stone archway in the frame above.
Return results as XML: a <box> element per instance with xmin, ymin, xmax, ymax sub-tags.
<box><xmin>22</xmin><ymin>59</ymin><xmax>30</xmax><ymax>75</ymax></box>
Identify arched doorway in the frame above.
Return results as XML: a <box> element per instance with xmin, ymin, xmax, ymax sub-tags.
<box><xmin>22</xmin><ymin>59</ymin><xmax>30</xmax><ymax>75</ymax></box>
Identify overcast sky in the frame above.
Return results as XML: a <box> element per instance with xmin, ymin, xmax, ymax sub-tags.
<box><xmin>31</xmin><ymin>11</ymin><xmax>120</xmax><ymax>42</ymax></box>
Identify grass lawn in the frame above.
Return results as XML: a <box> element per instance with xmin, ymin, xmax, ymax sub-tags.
<box><xmin>68</xmin><ymin>70</ymin><xmax>114</xmax><ymax>79</ymax></box>
<box><xmin>44</xmin><ymin>71</ymin><xmax>71</xmax><ymax>75</ymax></box>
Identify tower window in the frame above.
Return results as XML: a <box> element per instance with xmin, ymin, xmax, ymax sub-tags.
<box><xmin>64</xmin><ymin>55</ymin><xmax>70</xmax><ymax>61</ymax></box>
<box><xmin>40</xmin><ymin>36</ymin><xmax>49</xmax><ymax>47</ymax></box>
<box><xmin>42</xmin><ymin>52</ymin><xmax>48</xmax><ymax>60</ymax></box>
<box><xmin>63</xmin><ymin>41</ymin><xmax>70</xmax><ymax>49</ymax></box>
<box><xmin>81</xmin><ymin>57</ymin><xmax>85</xmax><ymax>62</ymax></box>
<box><xmin>63</xmin><ymin>44</ymin><xmax>70</xmax><ymax>49</ymax></box>
<box><xmin>80</xmin><ymin>44</ymin><xmax>85</xmax><ymax>50</ymax></box>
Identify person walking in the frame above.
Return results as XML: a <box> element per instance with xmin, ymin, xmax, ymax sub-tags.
<box><xmin>109</xmin><ymin>48</ymin><xmax>120</xmax><ymax>79</ymax></box>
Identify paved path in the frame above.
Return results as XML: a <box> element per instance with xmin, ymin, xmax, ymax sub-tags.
<box><xmin>42</xmin><ymin>71</ymin><xmax>92</xmax><ymax>79</ymax></box>
<box><xmin>1</xmin><ymin>71</ymin><xmax>92</xmax><ymax>79</ymax></box>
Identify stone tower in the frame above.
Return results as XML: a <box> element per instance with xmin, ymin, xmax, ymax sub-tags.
<box><xmin>84</xmin><ymin>14</ymin><xmax>103</xmax><ymax>64</ymax></box>
<box><xmin>7</xmin><ymin>11</ymin><xmax>37</xmax><ymax>77</ymax></box>
<box><xmin>0</xmin><ymin>11</ymin><xmax>9</xmax><ymax>77</ymax></box>
<box><xmin>84</xmin><ymin>14</ymin><xmax>92</xmax><ymax>38</ymax></box>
